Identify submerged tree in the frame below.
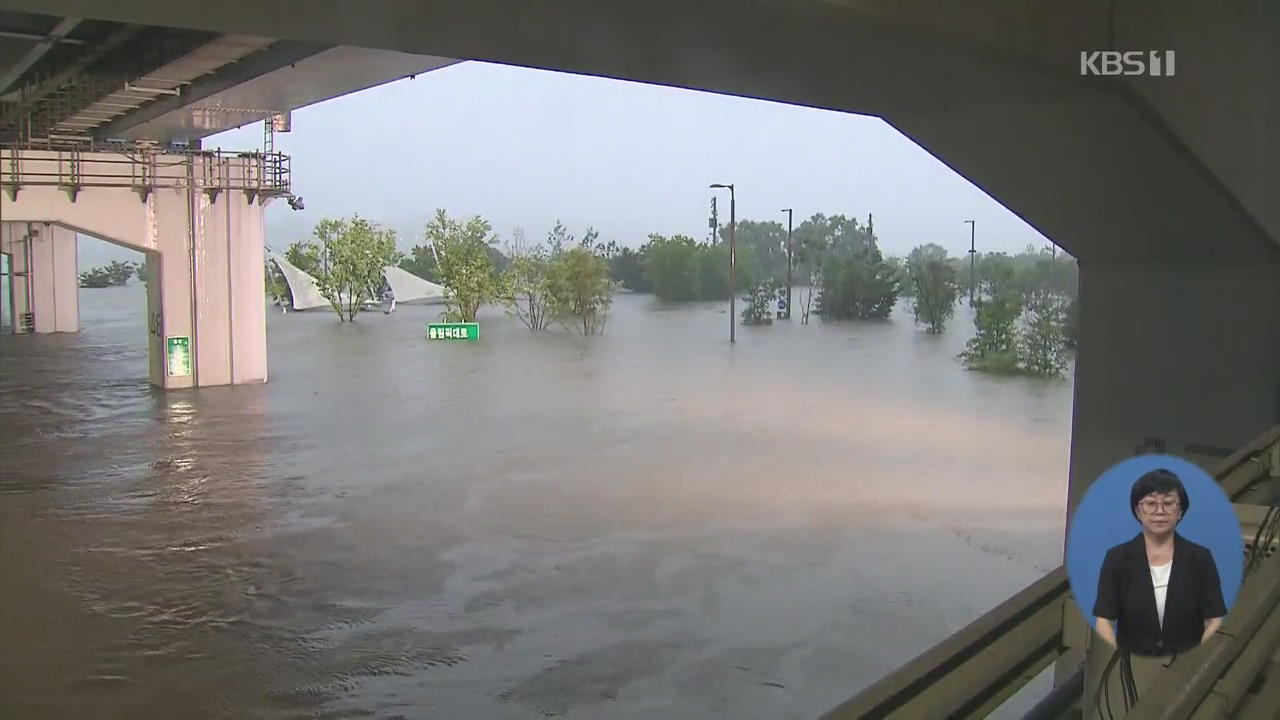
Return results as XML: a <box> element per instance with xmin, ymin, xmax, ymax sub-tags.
<box><xmin>797</xmin><ymin>213</ymin><xmax>898</xmax><ymax>321</ymax></box>
<box><xmin>427</xmin><ymin>209</ymin><xmax>499</xmax><ymax>323</ymax></box>
<box><xmin>498</xmin><ymin>227</ymin><xmax>552</xmax><ymax>331</ymax></box>
<box><xmin>741</xmin><ymin>280</ymin><xmax>777</xmax><ymax>326</ymax></box>
<box><xmin>609</xmin><ymin>245</ymin><xmax>650</xmax><ymax>292</ymax></box>
<box><xmin>79</xmin><ymin>260</ymin><xmax>135</xmax><ymax>288</ymax></box>
<box><xmin>312</xmin><ymin>215</ymin><xmax>401</xmax><ymax>322</ymax></box>
<box><xmin>1018</xmin><ymin>290</ymin><xmax>1071</xmax><ymax>377</ymax></box>
<box><xmin>960</xmin><ymin>291</ymin><xmax>1023</xmax><ymax>373</ymax></box>
<box><xmin>546</xmin><ymin>245</ymin><xmax>614</xmax><ymax>335</ymax></box>
<box><xmin>906</xmin><ymin>244</ymin><xmax>959</xmax><ymax>333</ymax></box>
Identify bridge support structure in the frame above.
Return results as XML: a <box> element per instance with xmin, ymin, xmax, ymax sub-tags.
<box><xmin>0</xmin><ymin>144</ymin><xmax>289</xmax><ymax>389</ymax></box>
<box><xmin>1</xmin><ymin>221</ymin><xmax>78</xmax><ymax>334</ymax></box>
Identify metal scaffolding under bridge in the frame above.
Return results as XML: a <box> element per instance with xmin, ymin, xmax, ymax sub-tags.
<box><xmin>821</xmin><ymin>427</ymin><xmax>1280</xmax><ymax>719</ymax></box>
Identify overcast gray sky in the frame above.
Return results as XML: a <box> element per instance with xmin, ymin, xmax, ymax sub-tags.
<box><xmin>81</xmin><ymin>60</ymin><xmax>1052</xmax><ymax>265</ymax></box>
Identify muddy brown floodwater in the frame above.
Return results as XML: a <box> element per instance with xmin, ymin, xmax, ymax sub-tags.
<box><xmin>1</xmin><ymin>285</ymin><xmax>1071</xmax><ymax>719</ymax></box>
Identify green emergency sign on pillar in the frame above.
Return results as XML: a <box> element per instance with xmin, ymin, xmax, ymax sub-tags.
<box><xmin>166</xmin><ymin>335</ymin><xmax>192</xmax><ymax>377</ymax></box>
<box><xmin>427</xmin><ymin>322</ymin><xmax>479</xmax><ymax>341</ymax></box>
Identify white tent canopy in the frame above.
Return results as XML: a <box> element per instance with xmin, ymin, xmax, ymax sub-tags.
<box><xmin>383</xmin><ymin>265</ymin><xmax>446</xmax><ymax>305</ymax></box>
<box><xmin>270</xmin><ymin>253</ymin><xmax>329</xmax><ymax>310</ymax></box>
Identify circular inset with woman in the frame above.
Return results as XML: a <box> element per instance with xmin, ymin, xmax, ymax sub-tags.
<box><xmin>1091</xmin><ymin>468</ymin><xmax>1227</xmax><ymax>656</ymax></box>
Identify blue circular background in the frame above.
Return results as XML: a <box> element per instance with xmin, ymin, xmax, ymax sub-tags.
<box><xmin>1065</xmin><ymin>454</ymin><xmax>1243</xmax><ymax>630</ymax></box>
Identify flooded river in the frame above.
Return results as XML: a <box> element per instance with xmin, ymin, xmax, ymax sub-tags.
<box><xmin>1</xmin><ymin>284</ymin><xmax>1072</xmax><ymax>719</ymax></box>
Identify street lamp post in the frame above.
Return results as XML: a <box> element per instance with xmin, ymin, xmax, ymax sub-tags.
<box><xmin>964</xmin><ymin>219</ymin><xmax>976</xmax><ymax>305</ymax></box>
<box><xmin>710</xmin><ymin>183</ymin><xmax>736</xmax><ymax>344</ymax></box>
<box><xmin>781</xmin><ymin>208</ymin><xmax>793</xmax><ymax>320</ymax></box>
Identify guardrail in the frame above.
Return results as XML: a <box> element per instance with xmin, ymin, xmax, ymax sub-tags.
<box><xmin>821</xmin><ymin>425</ymin><xmax>1280</xmax><ymax>719</ymax></box>
<box><xmin>0</xmin><ymin>142</ymin><xmax>290</xmax><ymax>200</ymax></box>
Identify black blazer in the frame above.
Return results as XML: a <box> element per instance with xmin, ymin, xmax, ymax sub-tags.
<box><xmin>1093</xmin><ymin>532</ymin><xmax>1227</xmax><ymax>656</ymax></box>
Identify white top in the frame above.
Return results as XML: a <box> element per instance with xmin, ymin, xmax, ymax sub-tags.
<box><xmin>1151</xmin><ymin>562</ymin><xmax>1172</xmax><ymax>628</ymax></box>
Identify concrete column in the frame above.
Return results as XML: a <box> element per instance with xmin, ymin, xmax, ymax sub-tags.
<box><xmin>29</xmin><ymin>224</ymin><xmax>79</xmax><ymax>333</ymax></box>
<box><xmin>0</xmin><ymin>222</ymin><xmax>77</xmax><ymax>334</ymax></box>
<box><xmin>1</xmin><ymin>223</ymin><xmax>33</xmax><ymax>333</ymax></box>
<box><xmin>144</xmin><ymin>250</ymin><xmax>165</xmax><ymax>385</ymax></box>
<box><xmin>1066</xmin><ymin>261</ymin><xmax>1280</xmax><ymax>717</ymax></box>
<box><xmin>145</xmin><ymin>184</ymin><xmax>268</xmax><ymax>389</ymax></box>
<box><xmin>149</xmin><ymin>186</ymin><xmax>196</xmax><ymax>389</ymax></box>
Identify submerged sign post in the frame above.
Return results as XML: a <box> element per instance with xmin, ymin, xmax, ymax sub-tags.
<box><xmin>427</xmin><ymin>323</ymin><xmax>479</xmax><ymax>341</ymax></box>
<box><xmin>165</xmin><ymin>335</ymin><xmax>192</xmax><ymax>377</ymax></box>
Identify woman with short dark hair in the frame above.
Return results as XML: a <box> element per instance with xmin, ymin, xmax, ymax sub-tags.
<box><xmin>1093</xmin><ymin>469</ymin><xmax>1226</xmax><ymax>656</ymax></box>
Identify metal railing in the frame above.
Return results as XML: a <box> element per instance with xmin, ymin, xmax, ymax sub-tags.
<box><xmin>821</xmin><ymin>425</ymin><xmax>1280</xmax><ymax>719</ymax></box>
<box><xmin>0</xmin><ymin>141</ymin><xmax>290</xmax><ymax>199</ymax></box>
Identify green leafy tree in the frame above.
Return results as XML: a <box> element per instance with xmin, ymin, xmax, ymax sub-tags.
<box><xmin>792</xmin><ymin>216</ymin><xmax>832</xmax><ymax>324</ymax></box>
<box><xmin>427</xmin><ymin>209</ymin><xmax>500</xmax><ymax>323</ymax></box>
<box><xmin>960</xmin><ymin>291</ymin><xmax>1023</xmax><ymax>373</ymax></box>
<box><xmin>976</xmin><ymin>252</ymin><xmax>1017</xmax><ymax>299</ymax></box>
<box><xmin>820</xmin><ymin>256</ymin><xmax>899</xmax><ymax>319</ymax></box>
<box><xmin>642</xmin><ymin>232</ymin><xmax>758</xmax><ymax>302</ymax></box>
<box><xmin>399</xmin><ymin>244</ymin><xmax>441</xmax><ymax>283</ymax></box>
<box><xmin>794</xmin><ymin>213</ymin><xmax>898</xmax><ymax>321</ymax></box>
<box><xmin>546</xmin><ymin>245</ymin><xmax>614</xmax><ymax>335</ymax></box>
<box><xmin>286</xmin><ymin>240</ymin><xmax>323</xmax><ymax>276</ymax></box>
<box><xmin>644</xmin><ymin>234</ymin><xmax>702</xmax><ymax>301</ymax></box>
<box><xmin>741</xmin><ymin>280</ymin><xmax>777</xmax><ymax>325</ymax></box>
<box><xmin>1018</xmin><ymin>290</ymin><xmax>1070</xmax><ymax>377</ymax></box>
<box><xmin>312</xmin><ymin>215</ymin><xmax>401</xmax><ymax>322</ymax></box>
<box><xmin>721</xmin><ymin>220</ymin><xmax>788</xmax><ymax>280</ymax></box>
<box><xmin>609</xmin><ymin>245</ymin><xmax>650</xmax><ymax>292</ymax></box>
<box><xmin>78</xmin><ymin>268</ymin><xmax>108</xmax><ymax>287</ymax></box>
<box><xmin>79</xmin><ymin>260</ymin><xmax>137</xmax><ymax>288</ymax></box>
<box><xmin>1064</xmin><ymin>299</ymin><xmax>1079</xmax><ymax>349</ymax></box>
<box><xmin>887</xmin><ymin>255</ymin><xmax>911</xmax><ymax>297</ymax></box>
<box><xmin>906</xmin><ymin>244</ymin><xmax>959</xmax><ymax>333</ymax></box>
<box><xmin>498</xmin><ymin>227</ymin><xmax>552</xmax><ymax>331</ymax></box>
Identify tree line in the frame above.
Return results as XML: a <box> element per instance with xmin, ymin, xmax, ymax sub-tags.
<box><xmin>268</xmin><ymin>211</ymin><xmax>613</xmax><ymax>334</ymax></box>
<box><xmin>592</xmin><ymin>213</ymin><xmax>1077</xmax><ymax>378</ymax></box>
<box><xmin>79</xmin><ymin>260</ymin><xmax>140</xmax><ymax>288</ymax></box>
<box><xmin>265</xmin><ymin>207</ymin><xmax>1077</xmax><ymax>377</ymax></box>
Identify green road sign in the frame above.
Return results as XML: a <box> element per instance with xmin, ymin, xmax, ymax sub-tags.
<box><xmin>166</xmin><ymin>335</ymin><xmax>192</xmax><ymax>377</ymax></box>
<box><xmin>427</xmin><ymin>322</ymin><xmax>479</xmax><ymax>341</ymax></box>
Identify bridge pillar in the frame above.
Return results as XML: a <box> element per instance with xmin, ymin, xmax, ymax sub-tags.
<box><xmin>1066</xmin><ymin>260</ymin><xmax>1280</xmax><ymax>715</ymax></box>
<box><xmin>1</xmin><ymin>148</ymin><xmax>278</xmax><ymax>389</ymax></box>
<box><xmin>141</xmin><ymin>188</ymin><xmax>269</xmax><ymax>389</ymax></box>
<box><xmin>138</xmin><ymin>184</ymin><xmax>270</xmax><ymax>386</ymax></box>
<box><xmin>1</xmin><ymin>222</ymin><xmax>79</xmax><ymax>334</ymax></box>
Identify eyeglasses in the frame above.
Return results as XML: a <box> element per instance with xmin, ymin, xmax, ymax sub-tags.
<box><xmin>1139</xmin><ymin>499</ymin><xmax>1180</xmax><ymax>514</ymax></box>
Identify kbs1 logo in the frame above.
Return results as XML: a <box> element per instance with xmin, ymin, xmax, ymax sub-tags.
<box><xmin>1080</xmin><ymin>50</ymin><xmax>1176</xmax><ymax>77</ymax></box>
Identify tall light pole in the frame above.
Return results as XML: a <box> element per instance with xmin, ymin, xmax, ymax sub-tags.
<box><xmin>964</xmin><ymin>219</ymin><xmax>976</xmax><ymax>305</ymax></box>
<box><xmin>710</xmin><ymin>183</ymin><xmax>736</xmax><ymax>344</ymax></box>
<box><xmin>781</xmin><ymin>208</ymin><xmax>793</xmax><ymax>320</ymax></box>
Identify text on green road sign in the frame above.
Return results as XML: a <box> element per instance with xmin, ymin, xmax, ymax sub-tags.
<box><xmin>166</xmin><ymin>335</ymin><xmax>192</xmax><ymax>377</ymax></box>
<box><xmin>427</xmin><ymin>323</ymin><xmax>479</xmax><ymax>341</ymax></box>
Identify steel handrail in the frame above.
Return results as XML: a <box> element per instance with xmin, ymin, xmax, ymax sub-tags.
<box><xmin>0</xmin><ymin>144</ymin><xmax>290</xmax><ymax>195</ymax></box>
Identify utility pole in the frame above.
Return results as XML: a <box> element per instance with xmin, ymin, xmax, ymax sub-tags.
<box><xmin>781</xmin><ymin>208</ymin><xmax>793</xmax><ymax>320</ymax></box>
<box><xmin>964</xmin><ymin>219</ymin><xmax>976</xmax><ymax>305</ymax></box>
<box><xmin>710</xmin><ymin>183</ymin><xmax>736</xmax><ymax>344</ymax></box>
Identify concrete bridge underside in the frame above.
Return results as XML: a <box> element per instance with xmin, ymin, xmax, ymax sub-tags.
<box><xmin>0</xmin><ymin>1</ymin><xmax>1276</xmax><ymax>717</ymax></box>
